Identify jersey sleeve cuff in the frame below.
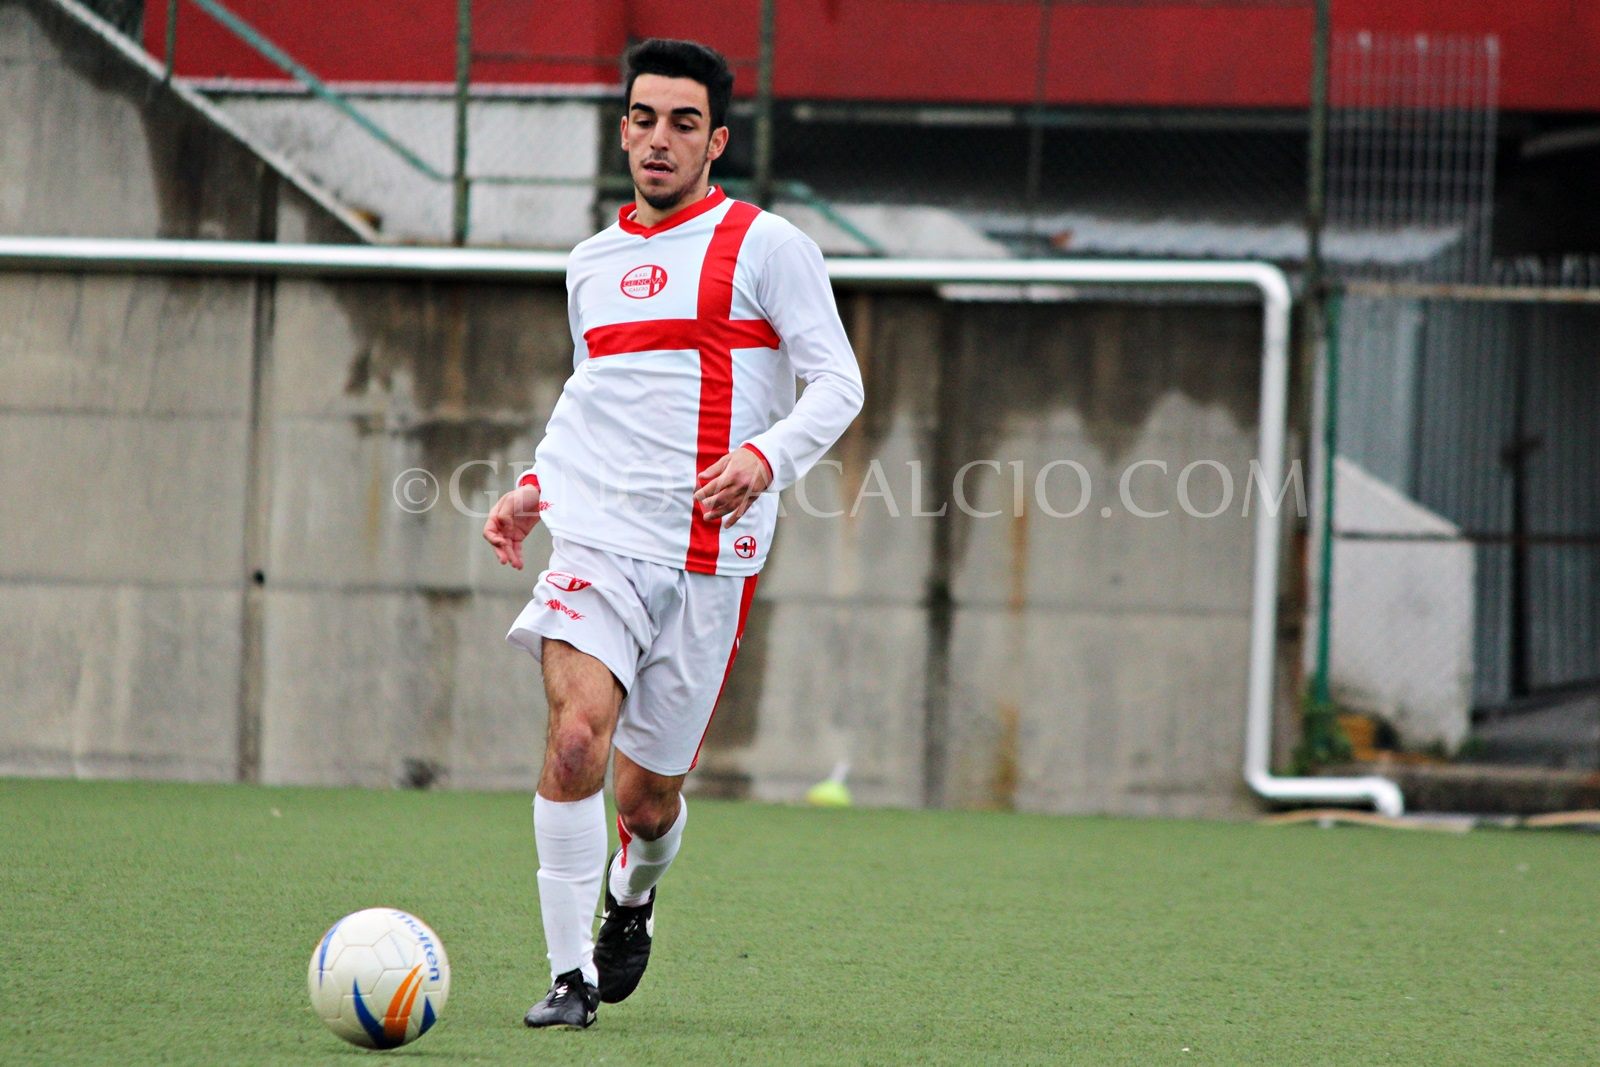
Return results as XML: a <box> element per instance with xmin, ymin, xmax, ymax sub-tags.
<box><xmin>516</xmin><ymin>470</ymin><xmax>540</xmax><ymax>490</ymax></box>
<box><xmin>740</xmin><ymin>443</ymin><xmax>774</xmax><ymax>484</ymax></box>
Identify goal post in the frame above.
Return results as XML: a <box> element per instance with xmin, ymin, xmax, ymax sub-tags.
<box><xmin>0</xmin><ymin>235</ymin><xmax>1403</xmax><ymax>815</ymax></box>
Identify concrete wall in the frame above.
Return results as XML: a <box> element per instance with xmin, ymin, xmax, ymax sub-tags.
<box><xmin>213</xmin><ymin>93</ymin><xmax>603</xmax><ymax>248</ymax></box>
<box><xmin>1327</xmin><ymin>458</ymin><xmax>1474</xmax><ymax>750</ymax></box>
<box><xmin>1</xmin><ymin>274</ymin><xmax>1284</xmax><ymax>814</ymax></box>
<box><xmin>0</xmin><ymin>0</ymin><xmax>369</xmax><ymax>243</ymax></box>
<box><xmin>0</xmin><ymin>269</ymin><xmax>251</xmax><ymax>780</ymax></box>
<box><xmin>251</xmin><ymin>285</ymin><xmax>1275</xmax><ymax>816</ymax></box>
<box><xmin>0</xmin><ymin>0</ymin><xmax>1295</xmax><ymax>816</ymax></box>
<box><xmin>0</xmin><ymin>0</ymin><xmax>360</xmax><ymax>780</ymax></box>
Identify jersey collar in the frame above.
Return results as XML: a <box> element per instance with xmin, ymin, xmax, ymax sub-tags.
<box><xmin>617</xmin><ymin>186</ymin><xmax>727</xmax><ymax>238</ymax></box>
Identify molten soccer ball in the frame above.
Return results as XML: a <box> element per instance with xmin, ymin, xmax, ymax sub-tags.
<box><xmin>308</xmin><ymin>908</ymin><xmax>450</xmax><ymax>1049</ymax></box>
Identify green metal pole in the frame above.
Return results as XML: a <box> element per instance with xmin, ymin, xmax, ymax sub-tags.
<box><xmin>452</xmin><ymin>0</ymin><xmax>472</xmax><ymax>246</ymax></box>
<box><xmin>1023</xmin><ymin>0</ymin><xmax>1052</xmax><ymax>257</ymax></box>
<box><xmin>1312</xmin><ymin>291</ymin><xmax>1342</xmax><ymax>706</ymax></box>
<box><xmin>752</xmin><ymin>0</ymin><xmax>775</xmax><ymax>209</ymax></box>
<box><xmin>164</xmin><ymin>0</ymin><xmax>178</xmax><ymax>82</ymax></box>
<box><xmin>1306</xmin><ymin>0</ymin><xmax>1329</xmax><ymax>302</ymax></box>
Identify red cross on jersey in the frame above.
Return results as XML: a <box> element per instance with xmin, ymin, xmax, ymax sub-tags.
<box><xmin>520</xmin><ymin>187</ymin><xmax>865</xmax><ymax>576</ymax></box>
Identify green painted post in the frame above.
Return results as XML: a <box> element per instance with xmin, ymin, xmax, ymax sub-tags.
<box><xmin>1306</xmin><ymin>0</ymin><xmax>1329</xmax><ymax>304</ymax></box>
<box><xmin>452</xmin><ymin>0</ymin><xmax>472</xmax><ymax>246</ymax></box>
<box><xmin>1312</xmin><ymin>291</ymin><xmax>1342</xmax><ymax>706</ymax></box>
<box><xmin>163</xmin><ymin>0</ymin><xmax>178</xmax><ymax>82</ymax></box>
<box><xmin>752</xmin><ymin>0</ymin><xmax>775</xmax><ymax>209</ymax></box>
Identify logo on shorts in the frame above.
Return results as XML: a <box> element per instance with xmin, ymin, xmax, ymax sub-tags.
<box><xmin>544</xmin><ymin>598</ymin><xmax>584</xmax><ymax>621</ymax></box>
<box><xmin>548</xmin><ymin>572</ymin><xmax>591</xmax><ymax>592</ymax></box>
<box><xmin>734</xmin><ymin>535</ymin><xmax>757</xmax><ymax>559</ymax></box>
<box><xmin>620</xmin><ymin>264</ymin><xmax>668</xmax><ymax>299</ymax></box>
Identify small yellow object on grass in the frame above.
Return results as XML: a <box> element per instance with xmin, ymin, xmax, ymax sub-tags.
<box><xmin>805</xmin><ymin>762</ymin><xmax>852</xmax><ymax>807</ymax></box>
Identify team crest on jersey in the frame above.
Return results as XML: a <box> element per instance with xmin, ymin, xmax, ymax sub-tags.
<box><xmin>620</xmin><ymin>264</ymin><xmax>668</xmax><ymax>299</ymax></box>
<box><xmin>548</xmin><ymin>572</ymin><xmax>591</xmax><ymax>592</ymax></box>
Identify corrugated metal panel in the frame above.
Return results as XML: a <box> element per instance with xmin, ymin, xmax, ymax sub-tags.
<box><xmin>1523</xmin><ymin>305</ymin><xmax>1600</xmax><ymax>691</ymax></box>
<box><xmin>1411</xmin><ymin>301</ymin><xmax>1516</xmax><ymax>707</ymax></box>
<box><xmin>1337</xmin><ymin>297</ymin><xmax>1600</xmax><ymax>707</ymax></box>
<box><xmin>1335</xmin><ymin>295</ymin><xmax>1424</xmax><ymax>489</ymax></box>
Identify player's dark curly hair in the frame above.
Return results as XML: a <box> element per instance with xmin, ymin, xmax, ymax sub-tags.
<box><xmin>624</xmin><ymin>38</ymin><xmax>734</xmax><ymax>131</ymax></box>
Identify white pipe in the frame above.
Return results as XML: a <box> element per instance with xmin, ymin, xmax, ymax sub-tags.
<box><xmin>0</xmin><ymin>237</ymin><xmax>1401</xmax><ymax>815</ymax></box>
<box><xmin>0</xmin><ymin>236</ymin><xmax>571</xmax><ymax>279</ymax></box>
<box><xmin>1240</xmin><ymin>272</ymin><xmax>1406</xmax><ymax>818</ymax></box>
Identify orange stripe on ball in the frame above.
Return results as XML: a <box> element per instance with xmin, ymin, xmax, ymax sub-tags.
<box><xmin>384</xmin><ymin>965</ymin><xmax>423</xmax><ymax>1039</ymax></box>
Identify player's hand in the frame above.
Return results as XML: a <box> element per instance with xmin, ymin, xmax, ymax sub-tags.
<box><xmin>695</xmin><ymin>448</ymin><xmax>771</xmax><ymax>528</ymax></box>
<box><xmin>482</xmin><ymin>483</ymin><xmax>543</xmax><ymax>570</ymax></box>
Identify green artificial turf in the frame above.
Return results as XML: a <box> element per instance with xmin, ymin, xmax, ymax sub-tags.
<box><xmin>3</xmin><ymin>778</ymin><xmax>1598</xmax><ymax>1065</ymax></box>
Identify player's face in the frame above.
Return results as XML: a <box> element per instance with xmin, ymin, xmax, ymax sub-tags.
<box><xmin>623</xmin><ymin>74</ymin><xmax>729</xmax><ymax>213</ymax></box>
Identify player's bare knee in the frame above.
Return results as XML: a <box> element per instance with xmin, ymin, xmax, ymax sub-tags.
<box><xmin>615</xmin><ymin>787</ymin><xmax>680</xmax><ymax>841</ymax></box>
<box><xmin>549</xmin><ymin>718</ymin><xmax>603</xmax><ymax>765</ymax></box>
<box><xmin>618</xmin><ymin>803</ymin><xmax>677</xmax><ymax>841</ymax></box>
<box><xmin>543</xmin><ymin>719</ymin><xmax>607</xmax><ymax>792</ymax></box>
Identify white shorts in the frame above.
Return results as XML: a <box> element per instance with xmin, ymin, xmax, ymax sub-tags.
<box><xmin>506</xmin><ymin>537</ymin><xmax>758</xmax><ymax>777</ymax></box>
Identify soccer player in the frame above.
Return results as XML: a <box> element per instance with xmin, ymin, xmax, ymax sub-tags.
<box><xmin>481</xmin><ymin>38</ymin><xmax>864</xmax><ymax>1029</ymax></box>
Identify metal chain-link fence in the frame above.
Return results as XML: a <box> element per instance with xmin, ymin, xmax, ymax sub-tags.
<box><xmin>1315</xmin><ymin>264</ymin><xmax>1600</xmax><ymax>768</ymax></box>
<box><xmin>1306</xmin><ymin>31</ymin><xmax>1600</xmax><ymax>771</ymax></box>
<box><xmin>768</xmin><ymin>0</ymin><xmax>1315</xmax><ymax>261</ymax></box>
<box><xmin>134</xmin><ymin>0</ymin><xmax>1320</xmax><ymax>254</ymax></box>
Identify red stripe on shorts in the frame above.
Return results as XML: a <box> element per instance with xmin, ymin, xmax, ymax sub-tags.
<box><xmin>690</xmin><ymin>573</ymin><xmax>760</xmax><ymax>771</ymax></box>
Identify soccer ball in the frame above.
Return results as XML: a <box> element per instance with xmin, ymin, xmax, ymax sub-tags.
<box><xmin>307</xmin><ymin>908</ymin><xmax>450</xmax><ymax>1049</ymax></box>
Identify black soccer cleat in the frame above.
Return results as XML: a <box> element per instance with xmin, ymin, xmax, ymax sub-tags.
<box><xmin>523</xmin><ymin>968</ymin><xmax>598</xmax><ymax>1029</ymax></box>
<box><xmin>594</xmin><ymin>849</ymin><xmax>655</xmax><ymax>1004</ymax></box>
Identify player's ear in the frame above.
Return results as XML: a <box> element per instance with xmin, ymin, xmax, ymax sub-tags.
<box><xmin>707</xmin><ymin>125</ymin><xmax>729</xmax><ymax>162</ymax></box>
<box><xmin>619</xmin><ymin>113</ymin><xmax>629</xmax><ymax>151</ymax></box>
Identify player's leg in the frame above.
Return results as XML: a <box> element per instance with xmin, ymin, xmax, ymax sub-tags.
<box><xmin>593</xmin><ymin>753</ymin><xmax>686</xmax><ymax>1003</ymax></box>
<box><xmin>524</xmin><ymin>639</ymin><xmax>620</xmax><ymax>1028</ymax></box>
<box><xmin>612</xmin><ymin>750</ymin><xmax>688</xmax><ymax>901</ymax></box>
<box><xmin>506</xmin><ymin>538</ymin><xmax>652</xmax><ymax>1027</ymax></box>
<box><xmin>594</xmin><ymin>570</ymin><xmax>757</xmax><ymax>1003</ymax></box>
<box><xmin>536</xmin><ymin>638</ymin><xmax>621</xmax><ymax>966</ymax></box>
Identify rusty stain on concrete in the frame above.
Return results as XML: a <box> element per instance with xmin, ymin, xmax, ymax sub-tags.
<box><xmin>334</xmin><ymin>279</ymin><xmax>569</xmax><ymax>498</ymax></box>
<box><xmin>990</xmin><ymin>699</ymin><xmax>1021</xmax><ymax>810</ymax></box>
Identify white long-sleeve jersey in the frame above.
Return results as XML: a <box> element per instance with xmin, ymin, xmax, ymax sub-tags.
<box><xmin>520</xmin><ymin>187</ymin><xmax>865</xmax><ymax>577</ymax></box>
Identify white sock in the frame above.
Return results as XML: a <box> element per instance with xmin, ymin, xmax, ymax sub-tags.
<box><xmin>533</xmin><ymin>791</ymin><xmax>606</xmax><ymax>985</ymax></box>
<box><xmin>611</xmin><ymin>797</ymin><xmax>687</xmax><ymax>907</ymax></box>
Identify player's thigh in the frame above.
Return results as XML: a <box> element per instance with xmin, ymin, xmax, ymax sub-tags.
<box><xmin>538</xmin><ymin>639</ymin><xmax>625</xmax><ymax>798</ymax></box>
<box><xmin>541</xmin><ymin>637</ymin><xmax>625</xmax><ymax>744</ymax></box>
<box><xmin>506</xmin><ymin>538</ymin><xmax>652</xmax><ymax>696</ymax></box>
